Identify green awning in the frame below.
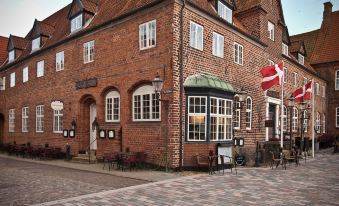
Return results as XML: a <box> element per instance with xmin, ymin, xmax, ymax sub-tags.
<box><xmin>184</xmin><ymin>73</ymin><xmax>235</xmax><ymax>93</ymax></box>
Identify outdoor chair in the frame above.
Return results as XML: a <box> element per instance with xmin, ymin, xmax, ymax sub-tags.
<box><xmin>219</xmin><ymin>155</ymin><xmax>237</xmax><ymax>175</ymax></box>
<box><xmin>282</xmin><ymin>150</ymin><xmax>296</xmax><ymax>167</ymax></box>
<box><xmin>195</xmin><ymin>154</ymin><xmax>209</xmax><ymax>171</ymax></box>
<box><xmin>270</xmin><ymin>151</ymin><xmax>285</xmax><ymax>170</ymax></box>
<box><xmin>121</xmin><ymin>153</ymin><xmax>137</xmax><ymax>171</ymax></box>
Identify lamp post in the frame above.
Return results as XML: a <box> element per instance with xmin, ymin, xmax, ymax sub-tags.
<box><xmin>288</xmin><ymin>97</ymin><xmax>295</xmax><ymax>151</ymax></box>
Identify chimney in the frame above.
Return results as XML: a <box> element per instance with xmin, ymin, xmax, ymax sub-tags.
<box><xmin>323</xmin><ymin>2</ymin><xmax>333</xmax><ymax>20</ymax></box>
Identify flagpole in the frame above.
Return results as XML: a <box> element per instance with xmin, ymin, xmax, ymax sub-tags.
<box><xmin>280</xmin><ymin>62</ymin><xmax>284</xmax><ymax>148</ymax></box>
<box><xmin>312</xmin><ymin>80</ymin><xmax>315</xmax><ymax>158</ymax></box>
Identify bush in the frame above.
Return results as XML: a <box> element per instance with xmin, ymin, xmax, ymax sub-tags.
<box><xmin>319</xmin><ymin>134</ymin><xmax>335</xmax><ymax>149</ymax></box>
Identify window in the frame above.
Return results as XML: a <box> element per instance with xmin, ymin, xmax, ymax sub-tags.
<box><xmin>56</xmin><ymin>51</ymin><xmax>64</xmax><ymax>71</ymax></box>
<box><xmin>190</xmin><ymin>21</ymin><xmax>203</xmax><ymax>50</ymax></box>
<box><xmin>37</xmin><ymin>60</ymin><xmax>44</xmax><ymax>77</ymax></box>
<box><xmin>303</xmin><ymin>110</ymin><xmax>308</xmax><ymax>132</ymax></box>
<box><xmin>53</xmin><ymin>109</ymin><xmax>63</xmax><ymax>133</ymax></box>
<box><xmin>336</xmin><ymin>71</ymin><xmax>339</xmax><ymax>90</ymax></box>
<box><xmin>212</xmin><ymin>32</ymin><xmax>224</xmax><ymax>58</ymax></box>
<box><xmin>245</xmin><ymin>97</ymin><xmax>252</xmax><ymax>130</ymax></box>
<box><xmin>234</xmin><ymin>96</ymin><xmax>240</xmax><ymax>129</ymax></box>
<box><xmin>210</xmin><ymin>97</ymin><xmax>232</xmax><ymax>141</ymax></box>
<box><xmin>71</xmin><ymin>14</ymin><xmax>83</xmax><ymax>32</ymax></box>
<box><xmin>282</xmin><ymin>43</ymin><xmax>288</xmax><ymax>56</ymax></box>
<box><xmin>106</xmin><ymin>91</ymin><xmax>120</xmax><ymax>122</ymax></box>
<box><xmin>36</xmin><ymin>105</ymin><xmax>44</xmax><ymax>133</ymax></box>
<box><xmin>323</xmin><ymin>114</ymin><xmax>326</xmax><ymax>133</ymax></box>
<box><xmin>337</xmin><ymin>108</ymin><xmax>339</xmax><ymax>128</ymax></box>
<box><xmin>283</xmin><ymin>106</ymin><xmax>287</xmax><ymax>131</ymax></box>
<box><xmin>234</xmin><ymin>42</ymin><xmax>243</xmax><ymax>65</ymax></box>
<box><xmin>9</xmin><ymin>109</ymin><xmax>15</xmax><ymax>132</ymax></box>
<box><xmin>133</xmin><ymin>85</ymin><xmax>160</xmax><ymax>121</ymax></box>
<box><xmin>10</xmin><ymin>72</ymin><xmax>15</xmax><ymax>87</ymax></box>
<box><xmin>322</xmin><ymin>85</ymin><xmax>325</xmax><ymax>97</ymax></box>
<box><xmin>303</xmin><ymin>77</ymin><xmax>307</xmax><ymax>85</ymax></box>
<box><xmin>8</xmin><ymin>50</ymin><xmax>15</xmax><ymax>62</ymax></box>
<box><xmin>293</xmin><ymin>72</ymin><xmax>298</xmax><ymax>87</ymax></box>
<box><xmin>22</xmin><ymin>107</ymin><xmax>29</xmax><ymax>132</ymax></box>
<box><xmin>0</xmin><ymin>77</ymin><xmax>5</xmax><ymax>90</ymax></box>
<box><xmin>23</xmin><ymin>67</ymin><xmax>28</xmax><ymax>83</ymax></box>
<box><xmin>315</xmin><ymin>112</ymin><xmax>321</xmax><ymax>133</ymax></box>
<box><xmin>298</xmin><ymin>53</ymin><xmax>304</xmax><ymax>65</ymax></box>
<box><xmin>32</xmin><ymin>37</ymin><xmax>40</xmax><ymax>51</ymax></box>
<box><xmin>316</xmin><ymin>83</ymin><xmax>320</xmax><ymax>95</ymax></box>
<box><xmin>83</xmin><ymin>41</ymin><xmax>94</xmax><ymax>63</ymax></box>
<box><xmin>292</xmin><ymin>107</ymin><xmax>298</xmax><ymax>132</ymax></box>
<box><xmin>268</xmin><ymin>21</ymin><xmax>275</xmax><ymax>41</ymax></box>
<box><xmin>139</xmin><ymin>20</ymin><xmax>156</xmax><ymax>50</ymax></box>
<box><xmin>188</xmin><ymin>96</ymin><xmax>207</xmax><ymax>141</ymax></box>
<box><xmin>268</xmin><ymin>59</ymin><xmax>274</xmax><ymax>66</ymax></box>
<box><xmin>283</xmin><ymin>67</ymin><xmax>287</xmax><ymax>83</ymax></box>
<box><xmin>217</xmin><ymin>1</ymin><xmax>232</xmax><ymax>23</ymax></box>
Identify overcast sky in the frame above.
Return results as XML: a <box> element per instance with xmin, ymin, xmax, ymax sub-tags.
<box><xmin>0</xmin><ymin>0</ymin><xmax>338</xmax><ymax>37</ymax></box>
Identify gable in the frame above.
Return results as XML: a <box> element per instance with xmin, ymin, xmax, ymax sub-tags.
<box><xmin>68</xmin><ymin>0</ymin><xmax>84</xmax><ymax>19</ymax></box>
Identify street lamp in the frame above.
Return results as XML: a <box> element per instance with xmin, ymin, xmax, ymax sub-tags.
<box><xmin>288</xmin><ymin>97</ymin><xmax>295</xmax><ymax>151</ymax></box>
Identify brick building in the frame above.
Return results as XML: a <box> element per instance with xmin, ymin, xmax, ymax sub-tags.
<box><xmin>0</xmin><ymin>0</ymin><xmax>327</xmax><ymax>168</ymax></box>
<box><xmin>291</xmin><ymin>2</ymin><xmax>339</xmax><ymax>137</ymax></box>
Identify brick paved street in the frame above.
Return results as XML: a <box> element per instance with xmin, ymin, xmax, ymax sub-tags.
<box><xmin>0</xmin><ymin>157</ymin><xmax>148</xmax><ymax>206</ymax></box>
<box><xmin>34</xmin><ymin>152</ymin><xmax>339</xmax><ymax>206</ymax></box>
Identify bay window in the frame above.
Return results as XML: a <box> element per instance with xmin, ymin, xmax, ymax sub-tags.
<box><xmin>188</xmin><ymin>96</ymin><xmax>207</xmax><ymax>141</ymax></box>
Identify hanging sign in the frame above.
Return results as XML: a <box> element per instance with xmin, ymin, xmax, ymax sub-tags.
<box><xmin>51</xmin><ymin>101</ymin><xmax>64</xmax><ymax>111</ymax></box>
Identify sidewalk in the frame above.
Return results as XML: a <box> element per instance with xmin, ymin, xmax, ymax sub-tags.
<box><xmin>0</xmin><ymin>153</ymin><xmax>196</xmax><ymax>182</ymax></box>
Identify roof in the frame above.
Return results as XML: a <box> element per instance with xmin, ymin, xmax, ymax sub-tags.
<box><xmin>310</xmin><ymin>10</ymin><xmax>339</xmax><ymax>64</ymax></box>
<box><xmin>184</xmin><ymin>72</ymin><xmax>235</xmax><ymax>93</ymax></box>
<box><xmin>290</xmin><ymin>30</ymin><xmax>319</xmax><ymax>61</ymax></box>
<box><xmin>0</xmin><ymin>36</ymin><xmax>8</xmax><ymax>65</ymax></box>
<box><xmin>234</xmin><ymin>0</ymin><xmax>261</xmax><ymax>14</ymax></box>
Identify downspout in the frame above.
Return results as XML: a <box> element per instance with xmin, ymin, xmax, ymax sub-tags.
<box><xmin>179</xmin><ymin>0</ymin><xmax>186</xmax><ymax>171</ymax></box>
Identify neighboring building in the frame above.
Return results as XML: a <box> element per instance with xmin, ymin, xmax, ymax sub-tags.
<box><xmin>0</xmin><ymin>0</ymin><xmax>327</xmax><ymax>168</ymax></box>
<box><xmin>291</xmin><ymin>2</ymin><xmax>339</xmax><ymax>136</ymax></box>
<box><xmin>0</xmin><ymin>36</ymin><xmax>9</xmax><ymax>65</ymax></box>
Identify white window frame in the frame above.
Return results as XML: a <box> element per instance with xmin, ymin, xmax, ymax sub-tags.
<box><xmin>105</xmin><ymin>91</ymin><xmax>120</xmax><ymax>122</ymax></box>
<box><xmin>245</xmin><ymin>97</ymin><xmax>252</xmax><ymax>130</ymax></box>
<box><xmin>283</xmin><ymin>105</ymin><xmax>287</xmax><ymax>132</ymax></box>
<box><xmin>187</xmin><ymin>96</ymin><xmax>207</xmax><ymax>141</ymax></box>
<box><xmin>10</xmin><ymin>72</ymin><xmax>15</xmax><ymax>87</ymax></box>
<box><xmin>282</xmin><ymin>43</ymin><xmax>288</xmax><ymax>56</ymax></box>
<box><xmin>268</xmin><ymin>59</ymin><xmax>274</xmax><ymax>66</ymax></box>
<box><xmin>335</xmin><ymin>70</ymin><xmax>339</xmax><ymax>90</ymax></box>
<box><xmin>217</xmin><ymin>1</ymin><xmax>233</xmax><ymax>23</ymax></box>
<box><xmin>53</xmin><ymin>109</ymin><xmax>63</xmax><ymax>133</ymax></box>
<box><xmin>212</xmin><ymin>32</ymin><xmax>224</xmax><ymax>58</ymax></box>
<box><xmin>234</xmin><ymin>42</ymin><xmax>243</xmax><ymax>65</ymax></box>
<box><xmin>234</xmin><ymin>95</ymin><xmax>240</xmax><ymax>130</ymax></box>
<box><xmin>322</xmin><ymin>114</ymin><xmax>326</xmax><ymax>133</ymax></box>
<box><xmin>22</xmin><ymin>107</ymin><xmax>29</xmax><ymax>133</ymax></box>
<box><xmin>292</xmin><ymin>107</ymin><xmax>298</xmax><ymax>132</ymax></box>
<box><xmin>315</xmin><ymin>112</ymin><xmax>321</xmax><ymax>133</ymax></box>
<box><xmin>132</xmin><ymin>85</ymin><xmax>160</xmax><ymax>121</ymax></box>
<box><xmin>23</xmin><ymin>66</ymin><xmax>28</xmax><ymax>83</ymax></box>
<box><xmin>322</xmin><ymin>85</ymin><xmax>325</xmax><ymax>97</ymax></box>
<box><xmin>190</xmin><ymin>21</ymin><xmax>203</xmax><ymax>51</ymax></box>
<box><xmin>9</xmin><ymin>109</ymin><xmax>15</xmax><ymax>132</ymax></box>
<box><xmin>36</xmin><ymin>105</ymin><xmax>44</xmax><ymax>133</ymax></box>
<box><xmin>316</xmin><ymin>83</ymin><xmax>320</xmax><ymax>95</ymax></box>
<box><xmin>139</xmin><ymin>20</ymin><xmax>156</xmax><ymax>50</ymax></box>
<box><xmin>8</xmin><ymin>50</ymin><xmax>15</xmax><ymax>62</ymax></box>
<box><xmin>83</xmin><ymin>41</ymin><xmax>94</xmax><ymax>63</ymax></box>
<box><xmin>268</xmin><ymin>21</ymin><xmax>275</xmax><ymax>41</ymax></box>
<box><xmin>0</xmin><ymin>77</ymin><xmax>5</xmax><ymax>90</ymax></box>
<box><xmin>210</xmin><ymin>97</ymin><xmax>232</xmax><ymax>141</ymax></box>
<box><xmin>283</xmin><ymin>67</ymin><xmax>287</xmax><ymax>83</ymax></box>
<box><xmin>32</xmin><ymin>37</ymin><xmax>40</xmax><ymax>51</ymax></box>
<box><xmin>71</xmin><ymin>14</ymin><xmax>83</xmax><ymax>33</ymax></box>
<box><xmin>293</xmin><ymin>72</ymin><xmax>298</xmax><ymax>87</ymax></box>
<box><xmin>298</xmin><ymin>53</ymin><xmax>304</xmax><ymax>65</ymax></box>
<box><xmin>303</xmin><ymin>110</ymin><xmax>308</xmax><ymax>132</ymax></box>
<box><xmin>37</xmin><ymin>60</ymin><xmax>44</xmax><ymax>77</ymax></box>
<box><xmin>56</xmin><ymin>51</ymin><xmax>64</xmax><ymax>71</ymax></box>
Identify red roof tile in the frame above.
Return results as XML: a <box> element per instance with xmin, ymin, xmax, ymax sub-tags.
<box><xmin>9</xmin><ymin>35</ymin><xmax>29</xmax><ymax>50</ymax></box>
<box><xmin>290</xmin><ymin>30</ymin><xmax>319</xmax><ymax>61</ymax></box>
<box><xmin>0</xmin><ymin>36</ymin><xmax>9</xmax><ymax>65</ymax></box>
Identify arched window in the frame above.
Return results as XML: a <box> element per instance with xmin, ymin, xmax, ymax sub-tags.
<box><xmin>234</xmin><ymin>95</ymin><xmax>240</xmax><ymax>129</ymax></box>
<box><xmin>322</xmin><ymin>114</ymin><xmax>326</xmax><ymax>133</ymax></box>
<box><xmin>132</xmin><ymin>85</ymin><xmax>160</xmax><ymax>121</ymax></box>
<box><xmin>283</xmin><ymin>106</ymin><xmax>287</xmax><ymax>132</ymax></box>
<box><xmin>292</xmin><ymin>107</ymin><xmax>298</xmax><ymax>132</ymax></box>
<box><xmin>303</xmin><ymin>110</ymin><xmax>308</xmax><ymax>132</ymax></box>
<box><xmin>106</xmin><ymin>91</ymin><xmax>120</xmax><ymax>122</ymax></box>
<box><xmin>315</xmin><ymin>112</ymin><xmax>321</xmax><ymax>133</ymax></box>
<box><xmin>245</xmin><ymin>97</ymin><xmax>252</xmax><ymax>130</ymax></box>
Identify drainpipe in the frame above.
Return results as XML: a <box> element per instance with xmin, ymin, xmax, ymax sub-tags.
<box><xmin>179</xmin><ymin>0</ymin><xmax>186</xmax><ymax>171</ymax></box>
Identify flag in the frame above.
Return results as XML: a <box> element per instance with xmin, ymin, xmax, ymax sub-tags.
<box><xmin>292</xmin><ymin>81</ymin><xmax>312</xmax><ymax>103</ymax></box>
<box><xmin>260</xmin><ymin>63</ymin><xmax>284</xmax><ymax>91</ymax></box>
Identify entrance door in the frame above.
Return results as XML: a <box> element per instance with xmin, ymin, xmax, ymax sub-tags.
<box><xmin>268</xmin><ymin>104</ymin><xmax>277</xmax><ymax>139</ymax></box>
<box><xmin>89</xmin><ymin>103</ymin><xmax>97</xmax><ymax>150</ymax></box>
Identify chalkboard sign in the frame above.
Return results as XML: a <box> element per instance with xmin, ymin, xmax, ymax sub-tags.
<box><xmin>235</xmin><ymin>155</ymin><xmax>246</xmax><ymax>166</ymax></box>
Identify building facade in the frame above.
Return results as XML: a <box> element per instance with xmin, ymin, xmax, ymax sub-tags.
<box><xmin>0</xmin><ymin>0</ymin><xmax>327</xmax><ymax>168</ymax></box>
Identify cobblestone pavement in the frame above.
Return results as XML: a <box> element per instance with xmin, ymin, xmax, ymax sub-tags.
<box><xmin>0</xmin><ymin>157</ymin><xmax>148</xmax><ymax>206</ymax></box>
<box><xmin>35</xmin><ymin>152</ymin><xmax>339</xmax><ymax>206</ymax></box>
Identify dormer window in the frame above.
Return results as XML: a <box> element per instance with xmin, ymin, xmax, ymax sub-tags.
<box><xmin>8</xmin><ymin>50</ymin><xmax>15</xmax><ymax>63</ymax></box>
<box><xmin>71</xmin><ymin>14</ymin><xmax>83</xmax><ymax>32</ymax></box>
<box><xmin>298</xmin><ymin>53</ymin><xmax>304</xmax><ymax>65</ymax></box>
<box><xmin>32</xmin><ymin>37</ymin><xmax>40</xmax><ymax>51</ymax></box>
<box><xmin>217</xmin><ymin>1</ymin><xmax>232</xmax><ymax>23</ymax></box>
<box><xmin>282</xmin><ymin>43</ymin><xmax>288</xmax><ymax>56</ymax></box>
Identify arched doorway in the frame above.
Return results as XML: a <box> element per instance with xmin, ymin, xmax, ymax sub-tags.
<box><xmin>0</xmin><ymin>113</ymin><xmax>4</xmax><ymax>143</ymax></box>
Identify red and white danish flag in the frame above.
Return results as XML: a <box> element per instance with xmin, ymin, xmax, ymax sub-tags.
<box><xmin>260</xmin><ymin>62</ymin><xmax>284</xmax><ymax>91</ymax></box>
<box><xmin>292</xmin><ymin>81</ymin><xmax>312</xmax><ymax>103</ymax></box>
